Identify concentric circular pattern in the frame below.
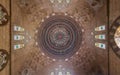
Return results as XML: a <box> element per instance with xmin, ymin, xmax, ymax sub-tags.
<box><xmin>37</xmin><ymin>15</ymin><xmax>82</xmax><ymax>59</ymax></box>
<box><xmin>110</xmin><ymin>16</ymin><xmax>120</xmax><ymax>58</ymax></box>
<box><xmin>0</xmin><ymin>4</ymin><xmax>9</xmax><ymax>26</ymax></box>
<box><xmin>0</xmin><ymin>49</ymin><xmax>9</xmax><ymax>71</ymax></box>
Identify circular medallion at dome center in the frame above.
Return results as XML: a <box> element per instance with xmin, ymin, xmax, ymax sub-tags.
<box><xmin>49</xmin><ymin>26</ymin><xmax>70</xmax><ymax>47</ymax></box>
<box><xmin>37</xmin><ymin>15</ymin><xmax>82</xmax><ymax>59</ymax></box>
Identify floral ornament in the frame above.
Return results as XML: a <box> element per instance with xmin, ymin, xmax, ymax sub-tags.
<box><xmin>0</xmin><ymin>4</ymin><xmax>9</xmax><ymax>26</ymax></box>
<box><xmin>0</xmin><ymin>49</ymin><xmax>9</xmax><ymax>71</ymax></box>
<box><xmin>85</xmin><ymin>0</ymin><xmax>103</xmax><ymax>11</ymax></box>
<box><xmin>49</xmin><ymin>0</ymin><xmax>71</xmax><ymax>12</ymax></box>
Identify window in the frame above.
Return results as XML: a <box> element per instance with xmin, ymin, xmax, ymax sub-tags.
<box><xmin>66</xmin><ymin>72</ymin><xmax>71</xmax><ymax>75</ymax></box>
<box><xmin>66</xmin><ymin>0</ymin><xmax>71</xmax><ymax>3</ymax></box>
<box><xmin>51</xmin><ymin>72</ymin><xmax>54</xmax><ymax>75</ymax></box>
<box><xmin>95</xmin><ymin>43</ymin><xmax>106</xmax><ymax>49</ymax></box>
<box><xmin>58</xmin><ymin>72</ymin><xmax>62</xmax><ymax>75</ymax></box>
<box><xmin>95</xmin><ymin>34</ymin><xmax>105</xmax><ymax>40</ymax></box>
<box><xmin>95</xmin><ymin>25</ymin><xmax>105</xmax><ymax>31</ymax></box>
<box><xmin>14</xmin><ymin>44</ymin><xmax>25</xmax><ymax>50</ymax></box>
<box><xmin>50</xmin><ymin>0</ymin><xmax>54</xmax><ymax>3</ymax></box>
<box><xmin>14</xmin><ymin>35</ymin><xmax>25</xmax><ymax>40</ymax></box>
<box><xmin>14</xmin><ymin>26</ymin><xmax>24</xmax><ymax>31</ymax></box>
